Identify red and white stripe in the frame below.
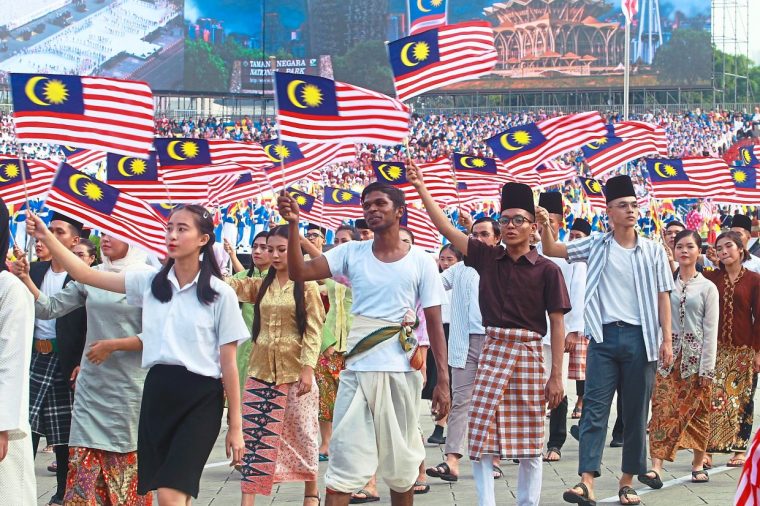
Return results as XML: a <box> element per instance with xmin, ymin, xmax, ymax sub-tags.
<box><xmin>586</xmin><ymin>122</ymin><xmax>668</xmax><ymax>178</ymax></box>
<box><xmin>0</xmin><ymin>159</ymin><xmax>58</xmax><ymax>206</ymax></box>
<box><xmin>64</xmin><ymin>149</ymin><xmax>106</xmax><ymax>171</ymax></box>
<box><xmin>578</xmin><ymin>177</ymin><xmax>607</xmax><ymax>210</ymax></box>
<box><xmin>403</xmin><ymin>206</ymin><xmax>441</xmax><ymax>251</ymax></box>
<box><xmin>13</xmin><ymin>77</ymin><xmax>154</xmax><ymax>158</ymax></box>
<box><xmin>206</xmin><ymin>140</ymin><xmax>271</xmax><ymax>169</ymax></box>
<box><xmin>648</xmin><ymin>158</ymin><xmax>735</xmax><ymax>199</ymax></box>
<box><xmin>46</xmin><ymin>183</ymin><xmax>167</xmax><ymax>257</ymax></box>
<box><xmin>409</xmin><ymin>13</ymin><xmax>447</xmax><ymax>35</ymax></box>
<box><xmin>269</xmin><ymin>143</ymin><xmax>357</xmax><ymax>192</ymax></box>
<box><xmin>735</xmin><ymin>427</ymin><xmax>760</xmax><ymax>505</ymax></box>
<box><xmin>622</xmin><ymin>0</ymin><xmax>638</xmax><ymax>22</ymax></box>
<box><xmin>207</xmin><ymin>172</ymin><xmax>265</xmax><ymax>207</ymax></box>
<box><xmin>158</xmin><ymin>140</ymin><xmax>265</xmax><ymax>184</ymax></box>
<box><xmin>392</xmin><ymin>22</ymin><xmax>497</xmax><ymax>102</ymax></box>
<box><xmin>107</xmin><ymin>179</ymin><xmax>210</xmax><ymax>204</ymax></box>
<box><xmin>277</xmin><ymin>80</ymin><xmax>411</xmax><ymax>146</ymax></box>
<box><xmin>537</xmin><ymin>160</ymin><xmax>576</xmax><ymax>187</ymax></box>
<box><xmin>501</xmin><ymin>112</ymin><xmax>607</xmax><ymax>179</ymax></box>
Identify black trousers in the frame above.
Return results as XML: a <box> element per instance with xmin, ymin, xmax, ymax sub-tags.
<box><xmin>33</xmin><ymin>433</ymin><xmax>68</xmax><ymax>501</ymax></box>
<box><xmin>547</xmin><ymin>396</ymin><xmax>569</xmax><ymax>449</ymax></box>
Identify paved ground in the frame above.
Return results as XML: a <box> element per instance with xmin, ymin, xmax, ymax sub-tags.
<box><xmin>36</xmin><ymin>391</ymin><xmax>751</xmax><ymax>505</ymax></box>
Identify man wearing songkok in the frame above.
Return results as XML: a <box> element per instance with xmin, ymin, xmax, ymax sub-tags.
<box><xmin>409</xmin><ymin>165</ymin><xmax>569</xmax><ymax>506</ymax></box>
<box><xmin>277</xmin><ymin>182</ymin><xmax>450</xmax><ymax>506</ymax></box>
<box><xmin>539</xmin><ymin>175</ymin><xmax>673</xmax><ymax>506</ymax></box>
<box><xmin>28</xmin><ymin>212</ymin><xmax>87</xmax><ymax>505</ymax></box>
<box><xmin>536</xmin><ymin>192</ymin><xmax>586</xmax><ymax>464</ymax></box>
<box><xmin>0</xmin><ymin>197</ymin><xmax>36</xmax><ymax>505</ymax></box>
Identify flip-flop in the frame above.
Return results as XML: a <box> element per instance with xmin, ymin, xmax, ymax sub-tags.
<box><xmin>543</xmin><ymin>447</ymin><xmax>562</xmax><ymax>462</ymax></box>
<box><xmin>691</xmin><ymin>469</ymin><xmax>709</xmax><ymax>483</ymax></box>
<box><xmin>572</xmin><ymin>406</ymin><xmax>582</xmax><ymax>419</ymax></box>
<box><xmin>618</xmin><ymin>486</ymin><xmax>640</xmax><ymax>505</ymax></box>
<box><xmin>349</xmin><ymin>489</ymin><xmax>380</xmax><ymax>504</ymax></box>
<box><xmin>425</xmin><ymin>462</ymin><xmax>458</xmax><ymax>482</ymax></box>
<box><xmin>319</xmin><ymin>453</ymin><xmax>329</xmax><ymax>462</ymax></box>
<box><xmin>413</xmin><ymin>481</ymin><xmax>430</xmax><ymax>495</ymax></box>
<box><xmin>727</xmin><ymin>457</ymin><xmax>746</xmax><ymax>467</ymax></box>
<box><xmin>562</xmin><ymin>482</ymin><xmax>596</xmax><ymax>506</ymax></box>
<box><xmin>637</xmin><ymin>470</ymin><xmax>663</xmax><ymax>489</ymax></box>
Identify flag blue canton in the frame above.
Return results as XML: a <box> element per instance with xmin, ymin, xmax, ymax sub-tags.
<box><xmin>275</xmin><ymin>73</ymin><xmax>339</xmax><ymax>116</ymax></box>
<box><xmin>646</xmin><ymin>159</ymin><xmax>690</xmax><ymax>182</ymax></box>
<box><xmin>53</xmin><ymin>162</ymin><xmax>119</xmax><ymax>214</ymax></box>
<box><xmin>106</xmin><ymin>152</ymin><xmax>158</xmax><ymax>181</ymax></box>
<box><xmin>388</xmin><ymin>29</ymin><xmax>441</xmax><ymax>78</ymax></box>
<box><xmin>10</xmin><ymin>74</ymin><xmax>84</xmax><ymax>113</ymax></box>
<box><xmin>486</xmin><ymin>123</ymin><xmax>547</xmax><ymax>161</ymax></box>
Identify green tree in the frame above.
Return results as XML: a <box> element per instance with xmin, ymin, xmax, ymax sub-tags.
<box><xmin>184</xmin><ymin>39</ymin><xmax>229</xmax><ymax>93</ymax></box>
<box><xmin>713</xmin><ymin>47</ymin><xmax>758</xmax><ymax>102</ymax></box>
<box><xmin>653</xmin><ymin>29</ymin><xmax>712</xmax><ymax>85</ymax></box>
<box><xmin>332</xmin><ymin>40</ymin><xmax>394</xmax><ymax>95</ymax></box>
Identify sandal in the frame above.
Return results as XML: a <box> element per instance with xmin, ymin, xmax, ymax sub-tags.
<box><xmin>728</xmin><ymin>456</ymin><xmax>746</xmax><ymax>467</ymax></box>
<box><xmin>304</xmin><ymin>495</ymin><xmax>321</xmax><ymax>505</ymax></box>
<box><xmin>413</xmin><ymin>481</ymin><xmax>430</xmax><ymax>494</ymax></box>
<box><xmin>618</xmin><ymin>486</ymin><xmax>640</xmax><ymax>505</ymax></box>
<box><xmin>691</xmin><ymin>469</ymin><xmax>709</xmax><ymax>483</ymax></box>
<box><xmin>562</xmin><ymin>482</ymin><xmax>596</xmax><ymax>505</ymax></box>
<box><xmin>703</xmin><ymin>455</ymin><xmax>713</xmax><ymax>470</ymax></box>
<box><xmin>572</xmin><ymin>406</ymin><xmax>582</xmax><ymax>419</ymax></box>
<box><xmin>425</xmin><ymin>462</ymin><xmax>458</xmax><ymax>482</ymax></box>
<box><xmin>349</xmin><ymin>489</ymin><xmax>379</xmax><ymax>504</ymax></box>
<box><xmin>319</xmin><ymin>453</ymin><xmax>329</xmax><ymax>462</ymax></box>
<box><xmin>492</xmin><ymin>465</ymin><xmax>503</xmax><ymax>479</ymax></box>
<box><xmin>637</xmin><ymin>469</ymin><xmax>663</xmax><ymax>489</ymax></box>
<box><xmin>544</xmin><ymin>447</ymin><xmax>562</xmax><ymax>462</ymax></box>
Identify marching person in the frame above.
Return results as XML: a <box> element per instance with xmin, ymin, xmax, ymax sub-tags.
<box><xmin>14</xmin><ymin>233</ymin><xmax>153</xmax><ymax>505</ymax></box>
<box><xmin>426</xmin><ymin>216</ymin><xmax>502</xmax><ymax>483</ymax></box>
<box><xmin>640</xmin><ymin>230</ymin><xmax>718</xmax><ymax>489</ymax></box>
<box><xmin>25</xmin><ymin>205</ymin><xmax>248</xmax><ymax>505</ymax></box>
<box><xmin>539</xmin><ymin>175</ymin><xmax>673</xmax><ymax>506</ymax></box>
<box><xmin>278</xmin><ymin>182</ymin><xmax>451</xmax><ymax>506</ymax></box>
<box><xmin>0</xmin><ymin>198</ymin><xmax>36</xmax><ymax>505</ymax></box>
<box><xmin>536</xmin><ymin>192</ymin><xmax>586</xmax><ymax>464</ymax></box>
<box><xmin>410</xmin><ymin>165</ymin><xmax>569</xmax><ymax>506</ymax></box>
<box><xmin>226</xmin><ymin>225</ymin><xmax>324</xmax><ymax>506</ymax></box>
<box><xmin>28</xmin><ymin>212</ymin><xmax>87</xmax><ymax>506</ymax></box>
<box><xmin>567</xmin><ymin>218</ymin><xmax>591</xmax><ymax>418</ymax></box>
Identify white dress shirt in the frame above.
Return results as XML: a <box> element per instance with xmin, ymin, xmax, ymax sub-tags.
<box><xmin>537</xmin><ymin>243</ymin><xmax>586</xmax><ymax>345</ymax></box>
<box><xmin>125</xmin><ymin>268</ymin><xmax>249</xmax><ymax>378</ymax></box>
<box><xmin>441</xmin><ymin>262</ymin><xmax>484</xmax><ymax>369</ymax></box>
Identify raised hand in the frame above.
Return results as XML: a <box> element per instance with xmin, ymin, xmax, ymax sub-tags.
<box><xmin>406</xmin><ymin>162</ymin><xmax>426</xmax><ymax>191</ymax></box>
<box><xmin>276</xmin><ymin>191</ymin><xmax>300</xmax><ymax>224</ymax></box>
<box><xmin>535</xmin><ymin>206</ymin><xmax>551</xmax><ymax>228</ymax></box>
<box><xmin>25</xmin><ymin>211</ymin><xmax>48</xmax><ymax>240</ymax></box>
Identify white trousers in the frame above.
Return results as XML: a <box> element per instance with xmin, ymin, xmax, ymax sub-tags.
<box><xmin>0</xmin><ymin>432</ymin><xmax>36</xmax><ymax>505</ymax></box>
<box><xmin>472</xmin><ymin>455</ymin><xmax>542</xmax><ymax>506</ymax></box>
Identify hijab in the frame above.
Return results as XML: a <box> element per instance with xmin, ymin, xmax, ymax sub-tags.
<box><xmin>99</xmin><ymin>240</ymin><xmax>149</xmax><ymax>273</ymax></box>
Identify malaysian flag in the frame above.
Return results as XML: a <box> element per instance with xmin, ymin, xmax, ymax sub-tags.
<box><xmin>287</xmin><ymin>187</ymin><xmax>329</xmax><ymax>228</ymax></box>
<box><xmin>408</xmin><ymin>0</ymin><xmax>447</xmax><ymax>35</ymax></box>
<box><xmin>207</xmin><ymin>172</ymin><xmax>262</xmax><ymax>207</ymax></box>
<box><xmin>401</xmin><ymin>206</ymin><xmax>440</xmax><ymax>250</ymax></box>
<box><xmin>323</xmin><ymin>187</ymin><xmax>362</xmax><ymax>229</ymax></box>
<box><xmin>720</xmin><ymin>165</ymin><xmax>760</xmax><ymax>204</ymax></box>
<box><xmin>646</xmin><ymin>157</ymin><xmax>735</xmax><ymax>199</ymax></box>
<box><xmin>388</xmin><ymin>21</ymin><xmax>497</xmax><ymax>102</ymax></box>
<box><xmin>150</xmin><ymin>202</ymin><xmax>180</xmax><ymax>223</ymax></box>
<box><xmin>10</xmin><ymin>74</ymin><xmax>154</xmax><ymax>158</ymax></box>
<box><xmin>154</xmin><ymin>138</ymin><xmax>251</xmax><ymax>184</ymax></box>
<box><xmin>45</xmin><ymin>163</ymin><xmax>167</xmax><ymax>256</ymax></box>
<box><xmin>372</xmin><ymin>159</ymin><xmax>457</xmax><ymax>206</ymax></box>
<box><xmin>735</xmin><ymin>428</ymin><xmax>760</xmax><ymax>505</ymax></box>
<box><xmin>622</xmin><ymin>0</ymin><xmax>638</xmax><ymax>23</ymax></box>
<box><xmin>262</xmin><ymin>139</ymin><xmax>356</xmax><ymax>192</ymax></box>
<box><xmin>535</xmin><ymin>160</ymin><xmax>576</xmax><ymax>187</ymax></box>
<box><xmin>578</xmin><ymin>177</ymin><xmax>607</xmax><ymax>210</ymax></box>
<box><xmin>739</xmin><ymin>145</ymin><xmax>760</xmax><ymax>166</ymax></box>
<box><xmin>60</xmin><ymin>146</ymin><xmax>105</xmax><ymax>171</ymax></box>
<box><xmin>105</xmin><ymin>152</ymin><xmax>209</xmax><ymax>203</ymax></box>
<box><xmin>274</xmin><ymin>72</ymin><xmax>410</xmax><ymax>146</ymax></box>
<box><xmin>0</xmin><ymin>158</ymin><xmax>57</xmax><ymax>206</ymax></box>
<box><xmin>451</xmin><ymin>153</ymin><xmax>509</xmax><ymax>193</ymax></box>
<box><xmin>486</xmin><ymin>112</ymin><xmax>607</xmax><ymax>181</ymax></box>
<box><xmin>582</xmin><ymin>122</ymin><xmax>668</xmax><ymax>178</ymax></box>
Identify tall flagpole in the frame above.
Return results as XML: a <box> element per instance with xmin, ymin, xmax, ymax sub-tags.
<box><xmin>623</xmin><ymin>18</ymin><xmax>631</xmax><ymax>121</ymax></box>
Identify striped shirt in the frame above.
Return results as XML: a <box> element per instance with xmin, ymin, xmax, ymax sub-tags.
<box><xmin>567</xmin><ymin>233</ymin><xmax>674</xmax><ymax>362</ymax></box>
<box><xmin>441</xmin><ymin>262</ymin><xmax>484</xmax><ymax>369</ymax></box>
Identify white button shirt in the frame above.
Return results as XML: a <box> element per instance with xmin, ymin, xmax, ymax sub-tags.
<box><xmin>125</xmin><ymin>268</ymin><xmax>249</xmax><ymax>378</ymax></box>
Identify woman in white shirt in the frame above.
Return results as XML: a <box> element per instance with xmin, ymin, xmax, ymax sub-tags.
<box><xmin>640</xmin><ymin>230</ymin><xmax>719</xmax><ymax>489</ymax></box>
<box><xmin>25</xmin><ymin>205</ymin><xmax>248</xmax><ymax>505</ymax></box>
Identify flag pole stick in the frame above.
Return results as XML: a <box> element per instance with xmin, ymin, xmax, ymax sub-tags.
<box><xmin>270</xmin><ymin>57</ymin><xmax>288</xmax><ymax>197</ymax></box>
<box><xmin>14</xmin><ymin>142</ymin><xmax>35</xmax><ymax>261</ymax></box>
<box><xmin>623</xmin><ymin>18</ymin><xmax>631</xmax><ymax>121</ymax></box>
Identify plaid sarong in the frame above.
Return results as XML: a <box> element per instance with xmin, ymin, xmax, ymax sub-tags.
<box><xmin>567</xmin><ymin>335</ymin><xmax>589</xmax><ymax>381</ymax></box>
<box><xmin>29</xmin><ymin>351</ymin><xmax>74</xmax><ymax>445</ymax></box>
<box><xmin>468</xmin><ymin>327</ymin><xmax>544</xmax><ymax>460</ymax></box>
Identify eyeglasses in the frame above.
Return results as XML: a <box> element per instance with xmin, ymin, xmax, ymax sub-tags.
<box><xmin>305</xmin><ymin>233</ymin><xmax>323</xmax><ymax>239</ymax></box>
<box><xmin>497</xmin><ymin>216</ymin><xmax>532</xmax><ymax>227</ymax></box>
<box><xmin>610</xmin><ymin>201</ymin><xmax>639</xmax><ymax>211</ymax></box>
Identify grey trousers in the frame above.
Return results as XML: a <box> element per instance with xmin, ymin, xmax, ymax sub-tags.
<box><xmin>578</xmin><ymin>323</ymin><xmax>656</xmax><ymax>477</ymax></box>
<box><xmin>445</xmin><ymin>333</ymin><xmax>484</xmax><ymax>457</ymax></box>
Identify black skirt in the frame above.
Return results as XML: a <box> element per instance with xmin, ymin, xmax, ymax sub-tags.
<box><xmin>137</xmin><ymin>364</ymin><xmax>224</xmax><ymax>498</ymax></box>
<box><xmin>421</xmin><ymin>323</ymin><xmax>452</xmax><ymax>400</ymax></box>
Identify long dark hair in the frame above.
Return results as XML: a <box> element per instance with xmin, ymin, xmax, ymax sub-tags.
<box><xmin>150</xmin><ymin>205</ymin><xmax>221</xmax><ymax>305</ymax></box>
<box><xmin>251</xmin><ymin>226</ymin><xmax>307</xmax><ymax>342</ymax></box>
<box><xmin>247</xmin><ymin>230</ymin><xmax>269</xmax><ymax>277</ymax></box>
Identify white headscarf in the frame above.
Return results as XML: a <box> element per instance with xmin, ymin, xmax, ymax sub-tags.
<box><xmin>99</xmin><ymin>241</ymin><xmax>150</xmax><ymax>273</ymax></box>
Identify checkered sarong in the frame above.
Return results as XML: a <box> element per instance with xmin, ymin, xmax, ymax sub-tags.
<box><xmin>467</xmin><ymin>327</ymin><xmax>544</xmax><ymax>461</ymax></box>
<box><xmin>567</xmin><ymin>335</ymin><xmax>589</xmax><ymax>381</ymax></box>
<box><xmin>29</xmin><ymin>351</ymin><xmax>73</xmax><ymax>445</ymax></box>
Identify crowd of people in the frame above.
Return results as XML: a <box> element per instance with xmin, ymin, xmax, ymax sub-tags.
<box><xmin>1</xmin><ymin>105</ymin><xmax>760</xmax><ymax>506</ymax></box>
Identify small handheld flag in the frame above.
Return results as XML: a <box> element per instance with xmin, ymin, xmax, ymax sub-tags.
<box><xmin>0</xmin><ymin>159</ymin><xmax>57</xmax><ymax>206</ymax></box>
<box><xmin>408</xmin><ymin>0</ymin><xmax>447</xmax><ymax>35</ymax></box>
<box><xmin>645</xmin><ymin>157</ymin><xmax>734</xmax><ymax>199</ymax></box>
